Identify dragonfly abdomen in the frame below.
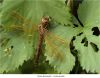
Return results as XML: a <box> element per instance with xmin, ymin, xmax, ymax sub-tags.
<box><xmin>34</xmin><ymin>16</ymin><xmax>50</xmax><ymax>64</ymax></box>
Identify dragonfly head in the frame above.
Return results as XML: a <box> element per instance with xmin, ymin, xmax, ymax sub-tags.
<box><xmin>41</xmin><ymin>16</ymin><xmax>51</xmax><ymax>28</ymax></box>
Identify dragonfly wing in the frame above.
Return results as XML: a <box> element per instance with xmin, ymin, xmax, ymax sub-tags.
<box><xmin>44</xmin><ymin>24</ymin><xmax>76</xmax><ymax>73</ymax></box>
<box><xmin>0</xmin><ymin>12</ymin><xmax>39</xmax><ymax>73</ymax></box>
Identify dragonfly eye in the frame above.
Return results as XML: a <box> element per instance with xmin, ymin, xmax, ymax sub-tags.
<box><xmin>42</xmin><ymin>17</ymin><xmax>48</xmax><ymax>23</ymax></box>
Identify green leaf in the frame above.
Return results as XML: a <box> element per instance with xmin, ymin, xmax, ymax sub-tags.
<box><xmin>1</xmin><ymin>0</ymin><xmax>71</xmax><ymax>25</ymax></box>
<box><xmin>0</xmin><ymin>29</ymin><xmax>38</xmax><ymax>73</ymax></box>
<box><xmin>0</xmin><ymin>1</ymin><xmax>2</xmax><ymax>24</ymax></box>
<box><xmin>78</xmin><ymin>0</ymin><xmax>100</xmax><ymax>26</ymax></box>
<box><xmin>0</xmin><ymin>0</ymin><xmax>80</xmax><ymax>74</ymax></box>
<box><xmin>5</xmin><ymin>68</ymin><xmax>21</xmax><ymax>74</ymax></box>
<box><xmin>74</xmin><ymin>0</ymin><xmax>100</xmax><ymax>73</ymax></box>
<box><xmin>44</xmin><ymin>23</ymin><xmax>80</xmax><ymax>73</ymax></box>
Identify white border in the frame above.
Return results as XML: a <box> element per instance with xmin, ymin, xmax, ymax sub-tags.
<box><xmin>0</xmin><ymin>74</ymin><xmax>100</xmax><ymax>78</ymax></box>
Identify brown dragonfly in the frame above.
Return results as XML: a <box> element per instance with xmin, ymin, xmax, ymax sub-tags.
<box><xmin>7</xmin><ymin>11</ymin><xmax>68</xmax><ymax>64</ymax></box>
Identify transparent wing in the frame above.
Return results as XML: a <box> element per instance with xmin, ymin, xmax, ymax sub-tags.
<box><xmin>7</xmin><ymin>11</ymin><xmax>38</xmax><ymax>37</ymax></box>
<box><xmin>45</xmin><ymin>29</ymin><xmax>68</xmax><ymax>46</ymax></box>
<box><xmin>0</xmin><ymin>12</ymin><xmax>39</xmax><ymax>73</ymax></box>
<box><xmin>44</xmin><ymin>27</ymin><xmax>75</xmax><ymax>73</ymax></box>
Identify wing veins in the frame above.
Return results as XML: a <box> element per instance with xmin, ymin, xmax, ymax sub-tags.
<box><xmin>45</xmin><ymin>29</ymin><xmax>68</xmax><ymax>47</ymax></box>
<box><xmin>45</xmin><ymin>35</ymin><xmax>64</xmax><ymax>61</ymax></box>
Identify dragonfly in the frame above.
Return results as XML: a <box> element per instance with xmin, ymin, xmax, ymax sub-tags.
<box><xmin>6</xmin><ymin>11</ymin><xmax>68</xmax><ymax>64</ymax></box>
